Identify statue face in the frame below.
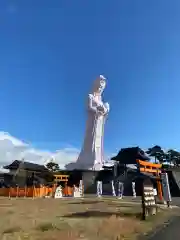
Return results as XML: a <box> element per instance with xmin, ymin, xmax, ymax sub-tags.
<box><xmin>97</xmin><ymin>79</ymin><xmax>106</xmax><ymax>94</ymax></box>
<box><xmin>94</xmin><ymin>75</ymin><xmax>106</xmax><ymax>95</ymax></box>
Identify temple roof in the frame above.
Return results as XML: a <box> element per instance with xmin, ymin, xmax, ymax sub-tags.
<box><xmin>4</xmin><ymin>160</ymin><xmax>49</xmax><ymax>172</ymax></box>
<box><xmin>111</xmin><ymin>147</ymin><xmax>150</xmax><ymax>164</ymax></box>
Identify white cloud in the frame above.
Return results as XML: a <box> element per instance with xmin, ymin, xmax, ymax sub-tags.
<box><xmin>0</xmin><ymin>132</ymin><xmax>79</xmax><ymax>170</ymax></box>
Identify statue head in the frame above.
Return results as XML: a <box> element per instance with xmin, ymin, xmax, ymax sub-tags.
<box><xmin>92</xmin><ymin>75</ymin><xmax>106</xmax><ymax>95</ymax></box>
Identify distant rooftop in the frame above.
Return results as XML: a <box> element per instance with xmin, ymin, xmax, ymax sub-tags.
<box><xmin>4</xmin><ymin>160</ymin><xmax>49</xmax><ymax>172</ymax></box>
<box><xmin>111</xmin><ymin>147</ymin><xmax>150</xmax><ymax>164</ymax></box>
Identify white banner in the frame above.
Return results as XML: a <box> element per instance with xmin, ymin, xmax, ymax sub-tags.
<box><xmin>161</xmin><ymin>172</ymin><xmax>171</xmax><ymax>202</ymax></box>
<box><xmin>54</xmin><ymin>186</ymin><xmax>63</xmax><ymax>198</ymax></box>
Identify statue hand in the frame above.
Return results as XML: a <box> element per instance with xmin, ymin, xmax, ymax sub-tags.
<box><xmin>97</xmin><ymin>105</ymin><xmax>105</xmax><ymax>112</ymax></box>
<box><xmin>104</xmin><ymin>102</ymin><xmax>109</xmax><ymax>110</ymax></box>
<box><xmin>104</xmin><ymin>102</ymin><xmax>110</xmax><ymax>114</ymax></box>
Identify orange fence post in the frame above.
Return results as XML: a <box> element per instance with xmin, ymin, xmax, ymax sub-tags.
<box><xmin>65</xmin><ymin>182</ymin><xmax>67</xmax><ymax>196</ymax></box>
<box><xmin>16</xmin><ymin>186</ymin><xmax>19</xmax><ymax>198</ymax></box>
<box><xmin>8</xmin><ymin>187</ymin><xmax>11</xmax><ymax>199</ymax></box>
<box><xmin>24</xmin><ymin>186</ymin><xmax>27</xmax><ymax>198</ymax></box>
<box><xmin>43</xmin><ymin>187</ymin><xmax>45</xmax><ymax>197</ymax></box>
<box><xmin>32</xmin><ymin>185</ymin><xmax>35</xmax><ymax>199</ymax></box>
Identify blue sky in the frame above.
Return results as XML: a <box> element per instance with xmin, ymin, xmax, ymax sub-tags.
<box><xmin>1</xmin><ymin>0</ymin><xmax>180</xmax><ymax>156</ymax></box>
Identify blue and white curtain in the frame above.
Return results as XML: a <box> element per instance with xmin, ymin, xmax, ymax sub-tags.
<box><xmin>79</xmin><ymin>180</ymin><xmax>84</xmax><ymax>197</ymax></box>
<box><xmin>118</xmin><ymin>182</ymin><xmax>124</xmax><ymax>199</ymax></box>
<box><xmin>111</xmin><ymin>180</ymin><xmax>116</xmax><ymax>196</ymax></box>
<box><xmin>132</xmin><ymin>181</ymin><xmax>136</xmax><ymax>198</ymax></box>
<box><xmin>96</xmin><ymin>181</ymin><xmax>103</xmax><ymax>197</ymax></box>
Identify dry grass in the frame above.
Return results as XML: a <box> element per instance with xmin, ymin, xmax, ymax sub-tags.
<box><xmin>0</xmin><ymin>197</ymin><xmax>176</xmax><ymax>240</ymax></box>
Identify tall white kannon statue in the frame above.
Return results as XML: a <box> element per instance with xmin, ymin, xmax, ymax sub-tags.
<box><xmin>66</xmin><ymin>75</ymin><xmax>110</xmax><ymax>171</ymax></box>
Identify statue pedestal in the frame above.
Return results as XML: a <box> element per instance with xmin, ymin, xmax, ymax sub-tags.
<box><xmin>82</xmin><ymin>171</ymin><xmax>99</xmax><ymax>194</ymax></box>
<box><xmin>66</xmin><ymin>162</ymin><xmax>103</xmax><ymax>171</ymax></box>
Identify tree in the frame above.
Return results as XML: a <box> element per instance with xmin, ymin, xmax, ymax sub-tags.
<box><xmin>146</xmin><ymin>145</ymin><xmax>165</xmax><ymax>163</ymax></box>
<box><xmin>46</xmin><ymin>161</ymin><xmax>60</xmax><ymax>172</ymax></box>
<box><xmin>166</xmin><ymin>149</ymin><xmax>180</xmax><ymax>166</ymax></box>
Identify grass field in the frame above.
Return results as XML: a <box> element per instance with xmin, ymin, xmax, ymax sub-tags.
<box><xmin>0</xmin><ymin>197</ymin><xmax>176</xmax><ymax>240</ymax></box>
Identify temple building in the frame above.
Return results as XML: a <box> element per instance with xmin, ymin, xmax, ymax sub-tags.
<box><xmin>3</xmin><ymin>160</ymin><xmax>54</xmax><ymax>187</ymax></box>
<box><xmin>4</xmin><ymin>160</ymin><xmax>49</xmax><ymax>174</ymax></box>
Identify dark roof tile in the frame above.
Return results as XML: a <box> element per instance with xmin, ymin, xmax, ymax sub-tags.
<box><xmin>111</xmin><ymin>147</ymin><xmax>150</xmax><ymax>164</ymax></box>
<box><xmin>4</xmin><ymin>160</ymin><xmax>49</xmax><ymax>172</ymax></box>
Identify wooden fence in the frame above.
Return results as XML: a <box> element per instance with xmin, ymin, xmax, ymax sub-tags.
<box><xmin>0</xmin><ymin>186</ymin><xmax>74</xmax><ymax>198</ymax></box>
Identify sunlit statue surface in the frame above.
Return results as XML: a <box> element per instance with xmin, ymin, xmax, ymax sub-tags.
<box><xmin>66</xmin><ymin>75</ymin><xmax>110</xmax><ymax>171</ymax></box>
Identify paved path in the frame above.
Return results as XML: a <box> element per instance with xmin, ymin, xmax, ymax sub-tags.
<box><xmin>148</xmin><ymin>216</ymin><xmax>180</xmax><ymax>240</ymax></box>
